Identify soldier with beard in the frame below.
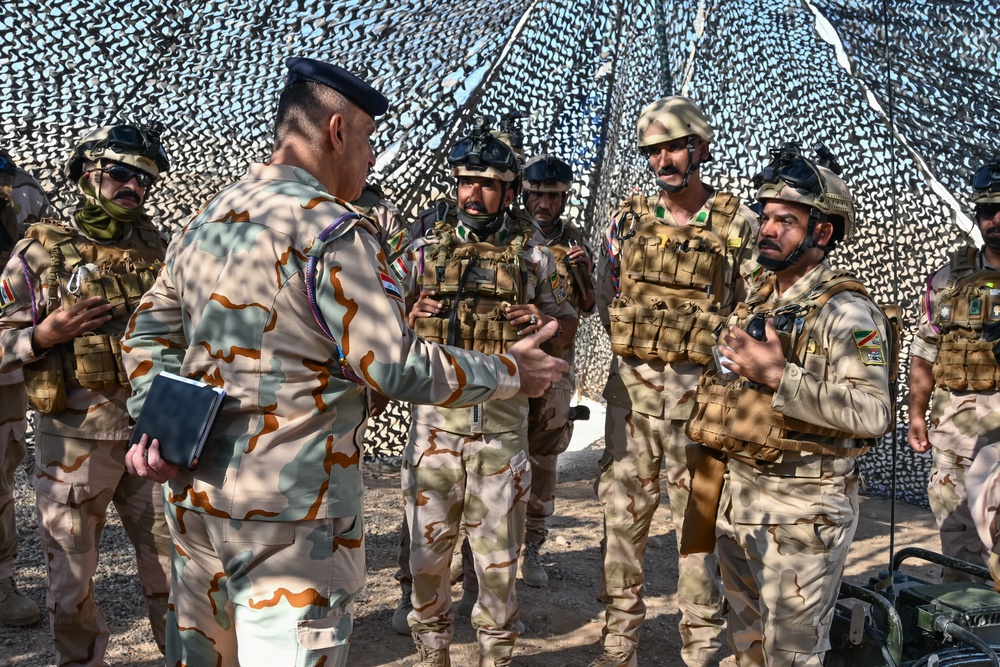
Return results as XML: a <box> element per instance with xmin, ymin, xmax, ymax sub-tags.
<box><xmin>909</xmin><ymin>156</ymin><xmax>1000</xmax><ymax>580</ymax></box>
<box><xmin>401</xmin><ymin>121</ymin><xmax>577</xmax><ymax>666</ymax></box>
<box><xmin>0</xmin><ymin>125</ymin><xmax>172</xmax><ymax>665</ymax></box>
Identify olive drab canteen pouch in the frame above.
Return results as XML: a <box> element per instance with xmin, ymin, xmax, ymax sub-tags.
<box><xmin>73</xmin><ymin>333</ymin><xmax>128</xmax><ymax>391</ymax></box>
<box><xmin>608</xmin><ymin>298</ymin><xmax>725</xmax><ymax>365</ymax></box>
<box><xmin>930</xmin><ymin>249</ymin><xmax>1000</xmax><ymax>391</ymax></box>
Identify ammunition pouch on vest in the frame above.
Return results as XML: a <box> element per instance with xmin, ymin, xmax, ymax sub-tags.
<box><xmin>931</xmin><ymin>247</ymin><xmax>1000</xmax><ymax>390</ymax></box>
<box><xmin>611</xmin><ymin>193</ymin><xmax>740</xmax><ymax>364</ymax></box>
<box><xmin>686</xmin><ymin>273</ymin><xmax>879</xmax><ymax>465</ymax></box>
<box><xmin>416</xmin><ymin>223</ymin><xmax>530</xmax><ymax>354</ymax></box>
<box><xmin>21</xmin><ymin>221</ymin><xmax>163</xmax><ymax>412</ymax></box>
<box><xmin>608</xmin><ymin>298</ymin><xmax>725</xmax><ymax>365</ymax></box>
<box><xmin>685</xmin><ymin>375</ymin><xmax>870</xmax><ymax>467</ymax></box>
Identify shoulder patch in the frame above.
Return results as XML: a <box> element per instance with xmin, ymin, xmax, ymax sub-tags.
<box><xmin>380</xmin><ymin>271</ymin><xmax>403</xmax><ymax>301</ymax></box>
<box><xmin>0</xmin><ymin>276</ymin><xmax>16</xmax><ymax>313</ymax></box>
<box><xmin>549</xmin><ymin>272</ymin><xmax>567</xmax><ymax>304</ymax></box>
<box><xmin>852</xmin><ymin>329</ymin><xmax>886</xmax><ymax>365</ymax></box>
<box><xmin>385</xmin><ymin>228</ymin><xmax>410</xmax><ymax>255</ymax></box>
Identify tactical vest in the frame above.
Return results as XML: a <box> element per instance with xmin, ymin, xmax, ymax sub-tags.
<box><xmin>22</xmin><ymin>221</ymin><xmax>164</xmax><ymax>413</ymax></box>
<box><xmin>931</xmin><ymin>246</ymin><xmax>1000</xmax><ymax>391</ymax></box>
<box><xmin>414</xmin><ymin>221</ymin><xmax>533</xmax><ymax>355</ymax></box>
<box><xmin>608</xmin><ymin>192</ymin><xmax>740</xmax><ymax>365</ymax></box>
<box><xmin>546</xmin><ymin>223</ymin><xmax>595</xmax><ymax>314</ymax></box>
<box><xmin>686</xmin><ymin>273</ymin><xmax>879</xmax><ymax>466</ymax></box>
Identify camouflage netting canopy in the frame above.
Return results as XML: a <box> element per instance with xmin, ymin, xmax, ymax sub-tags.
<box><xmin>3</xmin><ymin>0</ymin><xmax>997</xmax><ymax>503</ymax></box>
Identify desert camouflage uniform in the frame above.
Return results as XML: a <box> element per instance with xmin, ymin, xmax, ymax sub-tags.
<box><xmin>910</xmin><ymin>247</ymin><xmax>1000</xmax><ymax>575</ymax></box>
<box><xmin>0</xmin><ymin>152</ymin><xmax>49</xmax><ymax>593</ymax></box>
<box><xmin>525</xmin><ymin>217</ymin><xmax>594</xmax><ymax>545</ymax></box>
<box><xmin>121</xmin><ymin>163</ymin><xmax>522</xmax><ymax>667</ymax></box>
<box><xmin>595</xmin><ymin>189</ymin><xmax>757</xmax><ymax>666</ymax></box>
<box><xmin>711</xmin><ymin>261</ymin><xmax>891</xmax><ymax>667</ymax></box>
<box><xmin>0</xmin><ymin>216</ymin><xmax>170</xmax><ymax>666</ymax></box>
<box><xmin>401</xmin><ymin>211</ymin><xmax>576</xmax><ymax>661</ymax></box>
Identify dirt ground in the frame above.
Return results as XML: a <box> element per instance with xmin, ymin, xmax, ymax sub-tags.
<box><xmin>1</xmin><ymin>440</ymin><xmax>942</xmax><ymax>667</ymax></box>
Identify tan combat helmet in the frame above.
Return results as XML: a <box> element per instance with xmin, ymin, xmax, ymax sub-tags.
<box><xmin>64</xmin><ymin>123</ymin><xmax>170</xmax><ymax>184</ymax></box>
<box><xmin>972</xmin><ymin>158</ymin><xmax>1000</xmax><ymax>206</ymax></box>
<box><xmin>753</xmin><ymin>142</ymin><xmax>855</xmax><ymax>270</ymax></box>
<box><xmin>636</xmin><ymin>96</ymin><xmax>713</xmax><ymax>192</ymax></box>
<box><xmin>636</xmin><ymin>95</ymin><xmax>715</xmax><ymax>148</ymax></box>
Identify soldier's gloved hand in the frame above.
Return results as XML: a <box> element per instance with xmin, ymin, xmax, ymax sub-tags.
<box><xmin>508</xmin><ymin>320</ymin><xmax>569</xmax><ymax>397</ymax></box>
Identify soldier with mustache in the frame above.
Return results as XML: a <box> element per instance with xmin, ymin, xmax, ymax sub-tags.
<box><xmin>0</xmin><ymin>125</ymin><xmax>172</xmax><ymax>666</ymax></box>
<box><xmin>591</xmin><ymin>97</ymin><xmax>757</xmax><ymax>667</ymax></box>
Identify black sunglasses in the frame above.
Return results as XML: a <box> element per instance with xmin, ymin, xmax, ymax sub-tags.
<box><xmin>447</xmin><ymin>133</ymin><xmax>518</xmax><ymax>173</ymax></box>
<box><xmin>977</xmin><ymin>203</ymin><xmax>1000</xmax><ymax>219</ymax></box>
<box><xmin>525</xmin><ymin>158</ymin><xmax>572</xmax><ymax>185</ymax></box>
<box><xmin>99</xmin><ymin>164</ymin><xmax>155</xmax><ymax>188</ymax></box>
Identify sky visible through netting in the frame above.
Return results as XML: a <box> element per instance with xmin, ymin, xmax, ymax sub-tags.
<box><xmin>2</xmin><ymin>0</ymin><xmax>997</xmax><ymax>503</ymax></box>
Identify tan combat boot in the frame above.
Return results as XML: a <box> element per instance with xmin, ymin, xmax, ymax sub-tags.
<box><xmin>392</xmin><ymin>583</ymin><xmax>412</xmax><ymax>635</ymax></box>
<box><xmin>412</xmin><ymin>633</ymin><xmax>451</xmax><ymax>667</ymax></box>
<box><xmin>587</xmin><ymin>648</ymin><xmax>637</xmax><ymax>667</ymax></box>
<box><xmin>519</xmin><ymin>540</ymin><xmax>548</xmax><ymax>587</ymax></box>
<box><xmin>479</xmin><ymin>656</ymin><xmax>513</xmax><ymax>667</ymax></box>
<box><xmin>0</xmin><ymin>577</ymin><xmax>39</xmax><ymax>626</ymax></box>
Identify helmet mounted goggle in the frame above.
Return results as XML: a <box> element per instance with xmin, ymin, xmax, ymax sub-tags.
<box><xmin>972</xmin><ymin>159</ymin><xmax>1000</xmax><ymax>194</ymax></box>
<box><xmin>753</xmin><ymin>142</ymin><xmax>844</xmax><ymax>271</ymax></box>
<box><xmin>447</xmin><ymin>119</ymin><xmax>520</xmax><ymax>236</ymax></box>
<box><xmin>447</xmin><ymin>126</ymin><xmax>518</xmax><ymax>176</ymax></box>
<box><xmin>95</xmin><ymin>123</ymin><xmax>170</xmax><ymax>173</ymax></box>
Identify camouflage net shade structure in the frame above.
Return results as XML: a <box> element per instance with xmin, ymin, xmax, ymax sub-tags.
<box><xmin>2</xmin><ymin>0</ymin><xmax>997</xmax><ymax>504</ymax></box>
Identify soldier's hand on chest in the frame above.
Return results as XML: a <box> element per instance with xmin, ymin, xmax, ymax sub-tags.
<box><xmin>719</xmin><ymin>319</ymin><xmax>787</xmax><ymax>391</ymax></box>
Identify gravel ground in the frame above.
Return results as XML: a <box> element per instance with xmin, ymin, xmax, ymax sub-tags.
<box><xmin>1</xmin><ymin>441</ymin><xmax>941</xmax><ymax>667</ymax></box>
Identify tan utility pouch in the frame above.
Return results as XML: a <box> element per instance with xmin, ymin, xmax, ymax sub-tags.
<box><xmin>24</xmin><ymin>353</ymin><xmax>68</xmax><ymax>414</ymax></box>
<box><xmin>934</xmin><ymin>336</ymin><xmax>999</xmax><ymax>391</ymax></box>
<box><xmin>414</xmin><ymin>316</ymin><xmax>445</xmax><ymax>345</ymax></box>
<box><xmin>73</xmin><ymin>334</ymin><xmax>122</xmax><ymax>391</ymax></box>
<box><xmin>688</xmin><ymin>310</ymin><xmax>726</xmax><ymax>366</ymax></box>
<box><xmin>685</xmin><ymin>379</ymin><xmax>783</xmax><ymax>465</ymax></box>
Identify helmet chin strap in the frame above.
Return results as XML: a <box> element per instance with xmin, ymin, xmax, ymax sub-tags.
<box><xmin>757</xmin><ymin>209</ymin><xmax>820</xmax><ymax>271</ymax></box>
<box><xmin>652</xmin><ymin>136</ymin><xmax>702</xmax><ymax>194</ymax></box>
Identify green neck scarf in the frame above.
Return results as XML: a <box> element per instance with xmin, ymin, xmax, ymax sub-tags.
<box><xmin>74</xmin><ymin>174</ymin><xmax>142</xmax><ymax>241</ymax></box>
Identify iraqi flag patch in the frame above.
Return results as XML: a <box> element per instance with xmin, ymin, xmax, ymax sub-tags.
<box><xmin>0</xmin><ymin>276</ymin><xmax>16</xmax><ymax>314</ymax></box>
<box><xmin>380</xmin><ymin>271</ymin><xmax>403</xmax><ymax>301</ymax></box>
<box><xmin>390</xmin><ymin>256</ymin><xmax>410</xmax><ymax>281</ymax></box>
<box><xmin>852</xmin><ymin>329</ymin><xmax>886</xmax><ymax>365</ymax></box>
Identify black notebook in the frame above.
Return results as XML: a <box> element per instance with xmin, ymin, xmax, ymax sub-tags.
<box><xmin>129</xmin><ymin>371</ymin><xmax>226</xmax><ymax>471</ymax></box>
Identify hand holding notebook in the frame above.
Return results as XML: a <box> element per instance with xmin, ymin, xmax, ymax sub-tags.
<box><xmin>128</xmin><ymin>371</ymin><xmax>226</xmax><ymax>471</ymax></box>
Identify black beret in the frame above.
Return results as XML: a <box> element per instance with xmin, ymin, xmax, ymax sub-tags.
<box><xmin>285</xmin><ymin>57</ymin><xmax>389</xmax><ymax>118</ymax></box>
